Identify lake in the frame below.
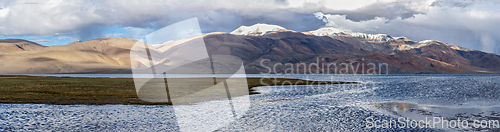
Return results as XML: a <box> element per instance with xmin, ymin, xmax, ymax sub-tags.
<box><xmin>1</xmin><ymin>74</ymin><xmax>500</xmax><ymax>131</ymax></box>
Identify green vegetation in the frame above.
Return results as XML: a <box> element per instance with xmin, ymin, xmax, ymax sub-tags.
<box><xmin>0</xmin><ymin>75</ymin><xmax>358</xmax><ymax>105</ymax></box>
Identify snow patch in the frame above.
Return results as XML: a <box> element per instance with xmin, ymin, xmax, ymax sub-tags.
<box><xmin>418</xmin><ymin>40</ymin><xmax>434</xmax><ymax>44</ymax></box>
<box><xmin>392</xmin><ymin>36</ymin><xmax>403</xmax><ymax>40</ymax></box>
<box><xmin>347</xmin><ymin>32</ymin><xmax>394</xmax><ymax>42</ymax></box>
<box><xmin>308</xmin><ymin>27</ymin><xmax>345</xmax><ymax>36</ymax></box>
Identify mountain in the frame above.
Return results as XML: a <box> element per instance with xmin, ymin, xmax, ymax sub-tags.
<box><xmin>0</xmin><ymin>24</ymin><xmax>499</xmax><ymax>74</ymax></box>
<box><xmin>0</xmin><ymin>37</ymin><xmax>136</xmax><ymax>74</ymax></box>
<box><xmin>211</xmin><ymin>24</ymin><xmax>499</xmax><ymax>74</ymax></box>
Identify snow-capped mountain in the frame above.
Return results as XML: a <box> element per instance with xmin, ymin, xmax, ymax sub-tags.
<box><xmin>230</xmin><ymin>24</ymin><xmax>480</xmax><ymax>54</ymax></box>
<box><xmin>232</xmin><ymin>23</ymin><xmax>402</xmax><ymax>42</ymax></box>
<box><xmin>230</xmin><ymin>24</ymin><xmax>288</xmax><ymax>36</ymax></box>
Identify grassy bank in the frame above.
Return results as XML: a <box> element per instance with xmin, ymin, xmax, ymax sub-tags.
<box><xmin>0</xmin><ymin>75</ymin><xmax>358</xmax><ymax>105</ymax></box>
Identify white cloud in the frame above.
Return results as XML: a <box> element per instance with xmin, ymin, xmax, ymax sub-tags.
<box><xmin>0</xmin><ymin>7</ymin><xmax>10</xmax><ymax>18</ymax></box>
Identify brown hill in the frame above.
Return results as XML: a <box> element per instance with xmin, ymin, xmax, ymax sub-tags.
<box><xmin>203</xmin><ymin>31</ymin><xmax>487</xmax><ymax>74</ymax></box>
<box><xmin>0</xmin><ymin>37</ymin><xmax>136</xmax><ymax>74</ymax></box>
<box><xmin>0</xmin><ymin>39</ymin><xmax>46</xmax><ymax>52</ymax></box>
<box><xmin>0</xmin><ymin>31</ymin><xmax>499</xmax><ymax>74</ymax></box>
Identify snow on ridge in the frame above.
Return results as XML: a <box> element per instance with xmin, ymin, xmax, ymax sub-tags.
<box><xmin>308</xmin><ymin>27</ymin><xmax>394</xmax><ymax>42</ymax></box>
<box><xmin>393</xmin><ymin>36</ymin><xmax>404</xmax><ymax>40</ymax></box>
<box><xmin>231</xmin><ymin>24</ymin><xmax>394</xmax><ymax>42</ymax></box>
<box><xmin>347</xmin><ymin>32</ymin><xmax>394</xmax><ymax>42</ymax></box>
<box><xmin>230</xmin><ymin>24</ymin><xmax>419</xmax><ymax>43</ymax></box>
<box><xmin>308</xmin><ymin>27</ymin><xmax>344</xmax><ymax>36</ymax></box>
<box><xmin>230</xmin><ymin>24</ymin><xmax>288</xmax><ymax>36</ymax></box>
<box><xmin>418</xmin><ymin>40</ymin><xmax>434</xmax><ymax>44</ymax></box>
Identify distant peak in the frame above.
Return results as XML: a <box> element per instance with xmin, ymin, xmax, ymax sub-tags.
<box><xmin>230</xmin><ymin>23</ymin><xmax>289</xmax><ymax>36</ymax></box>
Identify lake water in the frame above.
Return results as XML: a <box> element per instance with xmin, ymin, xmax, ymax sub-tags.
<box><xmin>1</xmin><ymin>74</ymin><xmax>500</xmax><ymax>131</ymax></box>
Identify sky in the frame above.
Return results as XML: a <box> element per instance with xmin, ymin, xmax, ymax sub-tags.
<box><xmin>0</xmin><ymin>0</ymin><xmax>499</xmax><ymax>54</ymax></box>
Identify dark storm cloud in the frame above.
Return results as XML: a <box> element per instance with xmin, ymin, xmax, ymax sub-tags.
<box><xmin>316</xmin><ymin>0</ymin><xmax>500</xmax><ymax>53</ymax></box>
<box><xmin>76</xmin><ymin>25</ymin><xmax>104</xmax><ymax>41</ymax></box>
<box><xmin>331</xmin><ymin>2</ymin><xmax>426</xmax><ymax>22</ymax></box>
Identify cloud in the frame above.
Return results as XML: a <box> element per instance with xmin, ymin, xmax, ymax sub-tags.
<box><xmin>57</xmin><ymin>36</ymin><xmax>72</xmax><ymax>40</ymax></box>
<box><xmin>315</xmin><ymin>0</ymin><xmax>500</xmax><ymax>53</ymax></box>
<box><xmin>0</xmin><ymin>0</ymin><xmax>499</xmax><ymax>54</ymax></box>
<box><xmin>0</xmin><ymin>0</ymin><xmax>339</xmax><ymax>38</ymax></box>
<box><xmin>76</xmin><ymin>25</ymin><xmax>105</xmax><ymax>41</ymax></box>
<box><xmin>105</xmin><ymin>33</ymin><xmax>125</xmax><ymax>38</ymax></box>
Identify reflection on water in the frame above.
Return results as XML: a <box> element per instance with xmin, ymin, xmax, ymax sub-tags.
<box><xmin>372</xmin><ymin>102</ymin><xmax>500</xmax><ymax>116</ymax></box>
<box><xmin>1</xmin><ymin>74</ymin><xmax>500</xmax><ymax>131</ymax></box>
<box><xmin>367</xmin><ymin>102</ymin><xmax>500</xmax><ymax>131</ymax></box>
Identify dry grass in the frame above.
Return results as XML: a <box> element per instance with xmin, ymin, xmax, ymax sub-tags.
<box><xmin>0</xmin><ymin>75</ymin><xmax>358</xmax><ymax>105</ymax></box>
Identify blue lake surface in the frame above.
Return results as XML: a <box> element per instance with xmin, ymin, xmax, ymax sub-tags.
<box><xmin>1</xmin><ymin>74</ymin><xmax>500</xmax><ymax>131</ymax></box>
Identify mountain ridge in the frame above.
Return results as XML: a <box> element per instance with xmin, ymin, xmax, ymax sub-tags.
<box><xmin>0</xmin><ymin>24</ymin><xmax>499</xmax><ymax>74</ymax></box>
